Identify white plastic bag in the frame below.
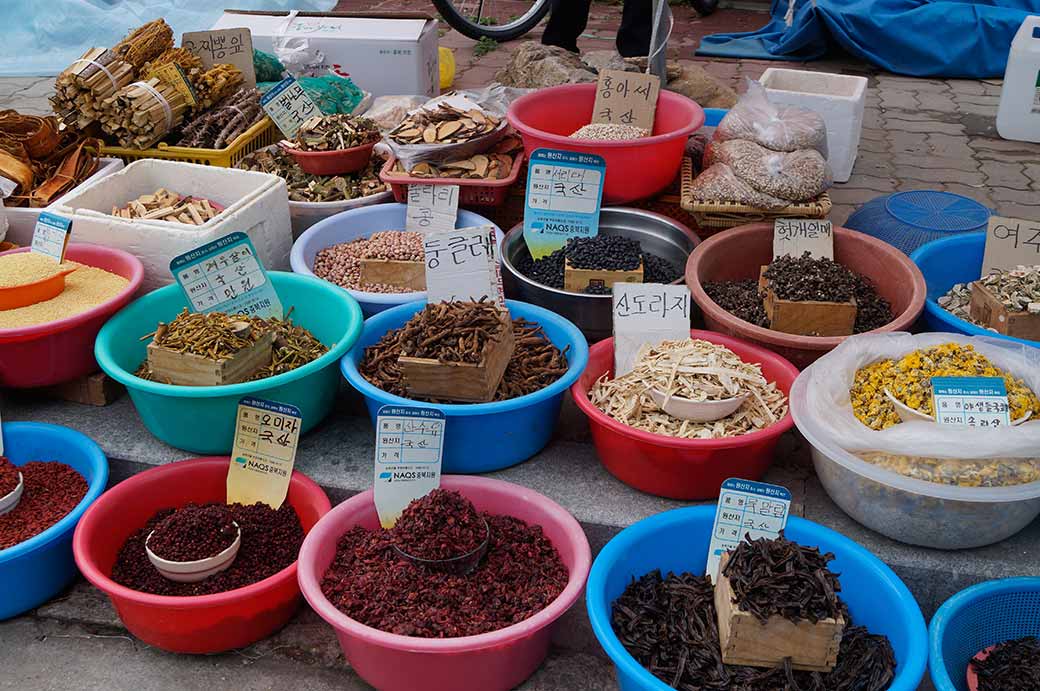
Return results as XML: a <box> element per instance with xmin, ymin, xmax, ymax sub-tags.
<box><xmin>716</xmin><ymin>80</ymin><xmax>828</xmax><ymax>157</ymax></box>
<box><xmin>365</xmin><ymin>95</ymin><xmax>428</xmax><ymax>131</ymax></box>
<box><xmin>686</xmin><ymin>162</ymin><xmax>790</xmax><ymax>209</ymax></box>
<box><xmin>706</xmin><ymin>139</ymin><xmax>831</xmax><ymax>202</ymax></box>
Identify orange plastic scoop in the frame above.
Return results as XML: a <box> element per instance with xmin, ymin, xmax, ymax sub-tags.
<box><xmin>0</xmin><ymin>265</ymin><xmax>78</xmax><ymax>310</ymax></box>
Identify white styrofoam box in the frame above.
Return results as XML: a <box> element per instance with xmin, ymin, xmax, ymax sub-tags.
<box><xmin>212</xmin><ymin>11</ymin><xmax>439</xmax><ymax>98</ymax></box>
<box><xmin>3</xmin><ymin>158</ymin><xmax>124</xmax><ymax>246</ymax></box>
<box><xmin>759</xmin><ymin>68</ymin><xmax>868</xmax><ymax>183</ymax></box>
<box><xmin>52</xmin><ymin>159</ymin><xmax>292</xmax><ymax>292</ymax></box>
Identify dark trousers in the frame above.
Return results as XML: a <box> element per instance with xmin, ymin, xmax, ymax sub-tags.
<box><xmin>542</xmin><ymin>0</ymin><xmax>653</xmax><ymax>57</ymax></box>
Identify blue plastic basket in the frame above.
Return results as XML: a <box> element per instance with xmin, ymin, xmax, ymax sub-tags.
<box><xmin>845</xmin><ymin>191</ymin><xmax>991</xmax><ymax>255</ymax></box>
<box><xmin>929</xmin><ymin>577</ymin><xmax>1040</xmax><ymax>691</ymax></box>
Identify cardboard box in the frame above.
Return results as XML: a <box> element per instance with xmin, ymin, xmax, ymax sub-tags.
<box><xmin>213</xmin><ymin>10</ymin><xmax>439</xmax><ymax>97</ymax></box>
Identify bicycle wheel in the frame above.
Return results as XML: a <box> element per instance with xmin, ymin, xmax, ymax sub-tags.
<box><xmin>432</xmin><ymin>0</ymin><xmax>552</xmax><ymax>41</ymax></box>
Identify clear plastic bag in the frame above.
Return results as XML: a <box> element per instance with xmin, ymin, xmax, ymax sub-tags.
<box><xmin>716</xmin><ymin>80</ymin><xmax>828</xmax><ymax>157</ymax></box>
<box><xmin>686</xmin><ymin>162</ymin><xmax>791</xmax><ymax>210</ymax></box>
<box><xmin>706</xmin><ymin>139</ymin><xmax>831</xmax><ymax>202</ymax></box>
<box><xmin>365</xmin><ymin>95</ymin><xmax>428</xmax><ymax>131</ymax></box>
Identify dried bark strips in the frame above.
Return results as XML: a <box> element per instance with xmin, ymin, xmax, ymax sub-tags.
<box><xmin>388</xmin><ymin>104</ymin><xmax>500</xmax><ymax>145</ymax></box>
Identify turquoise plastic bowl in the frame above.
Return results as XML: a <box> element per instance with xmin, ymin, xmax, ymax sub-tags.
<box><xmin>586</xmin><ymin>506</ymin><xmax>928</xmax><ymax>691</ymax></box>
<box><xmin>95</xmin><ymin>271</ymin><xmax>363</xmax><ymax>454</ymax></box>
<box><xmin>340</xmin><ymin>299</ymin><xmax>589</xmax><ymax>473</ymax></box>
<box><xmin>0</xmin><ymin>421</ymin><xmax>109</xmax><ymax>620</ymax></box>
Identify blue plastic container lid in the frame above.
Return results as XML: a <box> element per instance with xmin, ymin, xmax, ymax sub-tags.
<box><xmin>885</xmin><ymin>191</ymin><xmax>990</xmax><ymax>233</ymax></box>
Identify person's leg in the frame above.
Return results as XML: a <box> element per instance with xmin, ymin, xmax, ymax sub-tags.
<box><xmin>542</xmin><ymin>0</ymin><xmax>593</xmax><ymax>53</ymax></box>
<box><xmin>617</xmin><ymin>0</ymin><xmax>653</xmax><ymax>57</ymax></box>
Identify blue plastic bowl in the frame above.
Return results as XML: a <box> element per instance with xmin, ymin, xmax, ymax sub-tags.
<box><xmin>0</xmin><ymin>421</ymin><xmax>108</xmax><ymax>620</ymax></box>
<box><xmin>95</xmin><ymin>271</ymin><xmax>363</xmax><ymax>454</ymax></box>
<box><xmin>929</xmin><ymin>577</ymin><xmax>1040</xmax><ymax>691</ymax></box>
<box><xmin>290</xmin><ymin>203</ymin><xmax>503</xmax><ymax>317</ymax></box>
<box><xmin>340</xmin><ymin>299</ymin><xmax>589</xmax><ymax>473</ymax></box>
<box><xmin>911</xmin><ymin>232</ymin><xmax>1040</xmax><ymax>347</ymax></box>
<box><xmin>586</xmin><ymin>506</ymin><xmax>928</xmax><ymax>691</ymax></box>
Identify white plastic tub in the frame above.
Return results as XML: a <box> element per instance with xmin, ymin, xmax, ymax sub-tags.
<box><xmin>289</xmin><ymin>191</ymin><xmax>394</xmax><ymax>240</ymax></box>
<box><xmin>997</xmin><ymin>15</ymin><xmax>1040</xmax><ymax>143</ymax></box>
<box><xmin>760</xmin><ymin>68</ymin><xmax>868</xmax><ymax>183</ymax></box>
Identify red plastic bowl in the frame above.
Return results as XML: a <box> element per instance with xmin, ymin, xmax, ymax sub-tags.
<box><xmin>379</xmin><ymin>151</ymin><xmax>525</xmax><ymax>208</ymax></box>
<box><xmin>0</xmin><ymin>244</ymin><xmax>143</xmax><ymax>388</ymax></box>
<box><xmin>297</xmin><ymin>475</ymin><xmax>592</xmax><ymax>691</ymax></box>
<box><xmin>571</xmin><ymin>330</ymin><xmax>799</xmax><ymax>500</ymax></box>
<box><xmin>685</xmin><ymin>223</ymin><xmax>927</xmax><ymax>369</ymax></box>
<box><xmin>280</xmin><ymin>140</ymin><xmax>376</xmax><ymax>175</ymax></box>
<box><xmin>72</xmin><ymin>457</ymin><xmax>331</xmax><ymax>653</ymax></box>
<box><xmin>507</xmin><ymin>84</ymin><xmax>704</xmax><ymax>204</ymax></box>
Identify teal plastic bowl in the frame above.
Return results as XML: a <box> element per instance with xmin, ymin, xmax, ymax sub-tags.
<box><xmin>95</xmin><ymin>271</ymin><xmax>363</xmax><ymax>454</ymax></box>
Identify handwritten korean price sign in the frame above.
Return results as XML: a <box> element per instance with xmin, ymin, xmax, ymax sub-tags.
<box><xmin>706</xmin><ymin>478</ymin><xmax>792</xmax><ymax>584</ymax></box>
<box><xmin>227</xmin><ymin>397</ymin><xmax>302</xmax><ymax>508</ymax></box>
<box><xmin>773</xmin><ymin>219</ymin><xmax>833</xmax><ymax>260</ymax></box>
<box><xmin>612</xmin><ymin>283</ymin><xmax>691</xmax><ymax>376</ymax></box>
<box><xmin>424</xmin><ymin>226</ymin><xmax>505</xmax><ymax>306</ymax></box>
<box><xmin>260</xmin><ymin>77</ymin><xmax>321</xmax><ymax>138</ymax></box>
<box><xmin>170</xmin><ymin>232</ymin><xmax>283</xmax><ymax>319</ymax></box>
<box><xmin>981</xmin><ymin>214</ymin><xmax>1040</xmax><ymax>276</ymax></box>
<box><xmin>30</xmin><ymin>211</ymin><xmax>73</xmax><ymax>263</ymax></box>
<box><xmin>932</xmin><ymin>376</ymin><xmax>1011</xmax><ymax>427</ymax></box>
<box><xmin>373</xmin><ymin>405</ymin><xmax>446</xmax><ymax>528</ymax></box>
<box><xmin>523</xmin><ymin>148</ymin><xmax>605</xmax><ymax>259</ymax></box>
<box><xmin>591</xmin><ymin>69</ymin><xmax>661</xmax><ymax>131</ymax></box>
<box><xmin>406</xmin><ymin>184</ymin><xmax>459</xmax><ymax>235</ymax></box>
<box><xmin>182</xmin><ymin>28</ymin><xmax>256</xmax><ymax>88</ymax></box>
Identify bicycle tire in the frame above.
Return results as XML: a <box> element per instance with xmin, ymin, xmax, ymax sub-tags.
<box><xmin>432</xmin><ymin>0</ymin><xmax>551</xmax><ymax>41</ymax></box>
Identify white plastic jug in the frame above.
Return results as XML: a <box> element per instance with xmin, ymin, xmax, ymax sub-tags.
<box><xmin>997</xmin><ymin>16</ymin><xmax>1040</xmax><ymax>143</ymax></box>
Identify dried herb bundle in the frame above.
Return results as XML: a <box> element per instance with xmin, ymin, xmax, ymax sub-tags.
<box><xmin>388</xmin><ymin>104</ymin><xmax>500</xmax><ymax>145</ymax></box>
<box><xmin>722</xmin><ymin>533</ymin><xmax>847</xmax><ymax>624</ymax></box>
<box><xmin>237</xmin><ymin>147</ymin><xmax>386</xmax><ymax>202</ymax></box>
<box><xmin>112</xmin><ymin>19</ymin><xmax>175</xmax><ymax>69</ymax></box>
<box><xmin>398</xmin><ymin>301</ymin><xmax>509</xmax><ymax>364</ymax></box>
<box><xmin>141</xmin><ymin>48</ymin><xmax>203</xmax><ymax>76</ymax></box>
<box><xmin>256</xmin><ymin>311</ymin><xmax>329</xmax><ymax>379</ymax></box>
<box><xmin>177</xmin><ymin>89</ymin><xmax>264</xmax><ymax>149</ymax></box>
<box><xmin>291</xmin><ymin>114</ymin><xmax>380</xmax><ymax>151</ymax></box>
<box><xmin>99</xmin><ymin>76</ymin><xmax>190</xmax><ymax>149</ymax></box>
<box><xmin>971</xmin><ymin>636</ymin><xmax>1040</xmax><ymax>691</ymax></box>
<box><xmin>192</xmin><ymin>64</ymin><xmax>244</xmax><ymax>112</ymax></box>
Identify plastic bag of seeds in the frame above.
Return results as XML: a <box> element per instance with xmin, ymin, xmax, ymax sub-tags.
<box><xmin>715</xmin><ymin>80</ymin><xmax>828</xmax><ymax>157</ymax></box>
<box><xmin>686</xmin><ymin>162</ymin><xmax>791</xmax><ymax>209</ymax></box>
<box><xmin>706</xmin><ymin>139</ymin><xmax>831</xmax><ymax>202</ymax></box>
<box><xmin>804</xmin><ymin>332</ymin><xmax>1040</xmax><ymax>487</ymax></box>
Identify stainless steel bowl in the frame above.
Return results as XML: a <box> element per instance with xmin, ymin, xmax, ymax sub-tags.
<box><xmin>501</xmin><ymin>207</ymin><xmax>701</xmax><ymax>342</ymax></box>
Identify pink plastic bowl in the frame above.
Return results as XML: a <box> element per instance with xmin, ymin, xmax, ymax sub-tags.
<box><xmin>507</xmin><ymin>84</ymin><xmax>704</xmax><ymax>204</ymax></box>
<box><xmin>73</xmin><ymin>457</ymin><xmax>331</xmax><ymax>653</ymax></box>
<box><xmin>297</xmin><ymin>475</ymin><xmax>592</xmax><ymax>691</ymax></box>
<box><xmin>571</xmin><ymin>330</ymin><xmax>799</xmax><ymax>500</ymax></box>
<box><xmin>0</xmin><ymin>243</ymin><xmax>143</xmax><ymax>388</ymax></box>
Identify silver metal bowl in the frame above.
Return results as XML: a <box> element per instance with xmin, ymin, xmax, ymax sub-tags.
<box><xmin>501</xmin><ymin>207</ymin><xmax>701</xmax><ymax>342</ymax></box>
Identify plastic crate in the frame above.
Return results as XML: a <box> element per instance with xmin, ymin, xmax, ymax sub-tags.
<box><xmin>379</xmin><ymin>151</ymin><xmax>525</xmax><ymax>208</ymax></box>
<box><xmin>100</xmin><ymin>117</ymin><xmax>278</xmax><ymax>168</ymax></box>
<box><xmin>845</xmin><ymin>191</ymin><xmax>991</xmax><ymax>255</ymax></box>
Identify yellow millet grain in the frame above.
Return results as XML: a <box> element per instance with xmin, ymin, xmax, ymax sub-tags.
<box><xmin>0</xmin><ymin>261</ymin><xmax>129</xmax><ymax>329</ymax></box>
<box><xmin>0</xmin><ymin>252</ymin><xmax>70</xmax><ymax>288</ymax></box>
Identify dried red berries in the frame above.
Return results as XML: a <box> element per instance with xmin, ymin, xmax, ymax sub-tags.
<box><xmin>0</xmin><ymin>457</ymin><xmax>20</xmax><ymax>497</ymax></box>
<box><xmin>391</xmin><ymin>489</ymin><xmax>486</xmax><ymax>560</ymax></box>
<box><xmin>0</xmin><ymin>459</ymin><xmax>88</xmax><ymax>551</ymax></box>
<box><xmin>146</xmin><ymin>504</ymin><xmax>238</xmax><ymax>562</ymax></box>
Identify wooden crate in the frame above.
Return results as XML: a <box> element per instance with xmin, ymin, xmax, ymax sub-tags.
<box><xmin>969</xmin><ymin>281</ymin><xmax>1040</xmax><ymax>340</ymax></box>
<box><xmin>759</xmin><ymin>267</ymin><xmax>856</xmax><ymax>337</ymax></box>
<box><xmin>146</xmin><ymin>330</ymin><xmax>274</xmax><ymax>386</ymax></box>
<box><xmin>564</xmin><ymin>258</ymin><xmax>644</xmax><ymax>293</ymax></box>
<box><xmin>359</xmin><ymin>258</ymin><xmax>426</xmax><ymax>291</ymax></box>
<box><xmin>715</xmin><ymin>553</ymin><xmax>844</xmax><ymax>672</ymax></box>
<box><xmin>37</xmin><ymin>371</ymin><xmax>124</xmax><ymax>406</ymax></box>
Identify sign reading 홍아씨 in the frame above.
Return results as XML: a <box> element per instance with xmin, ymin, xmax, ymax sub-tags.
<box><xmin>227</xmin><ymin>397</ymin><xmax>302</xmax><ymax>508</ymax></box>
<box><xmin>523</xmin><ymin>148</ymin><xmax>605</xmax><ymax>259</ymax></box>
<box><xmin>773</xmin><ymin>219</ymin><xmax>834</xmax><ymax>260</ymax></box>
<box><xmin>406</xmin><ymin>184</ymin><xmax>460</xmax><ymax>235</ymax></box>
<box><xmin>932</xmin><ymin>376</ymin><xmax>1011</xmax><ymax>427</ymax></box>
<box><xmin>170</xmin><ymin>232</ymin><xmax>283</xmax><ymax>319</ymax></box>
<box><xmin>182</xmin><ymin>28</ymin><xmax>257</xmax><ymax>88</ymax></box>
<box><xmin>981</xmin><ymin>214</ymin><xmax>1040</xmax><ymax>276</ymax></box>
<box><xmin>424</xmin><ymin>226</ymin><xmax>505</xmax><ymax>306</ymax></box>
<box><xmin>706</xmin><ymin>478</ymin><xmax>792</xmax><ymax>584</ymax></box>
<box><xmin>260</xmin><ymin>76</ymin><xmax>321</xmax><ymax>138</ymax></box>
<box><xmin>31</xmin><ymin>212</ymin><xmax>73</xmax><ymax>263</ymax></box>
<box><xmin>374</xmin><ymin>405</ymin><xmax>446</xmax><ymax>529</ymax></box>
<box><xmin>612</xmin><ymin>283</ymin><xmax>691</xmax><ymax>376</ymax></box>
<box><xmin>591</xmin><ymin>69</ymin><xmax>661</xmax><ymax>132</ymax></box>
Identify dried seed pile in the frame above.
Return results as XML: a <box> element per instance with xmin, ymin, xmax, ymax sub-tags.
<box><xmin>851</xmin><ymin>343</ymin><xmax>1040</xmax><ymax>430</ymax></box>
<box><xmin>970</xmin><ymin>636</ymin><xmax>1040</xmax><ymax>691</ymax></box>
<box><xmin>0</xmin><ymin>457</ymin><xmax>21</xmax><ymax>497</ymax></box>
<box><xmin>567</xmin><ymin>236</ymin><xmax>643</xmax><ymax>271</ymax></box>
<box><xmin>391</xmin><ymin>489</ymin><xmax>486</xmax><ymax>561</ymax></box>
<box><xmin>290</xmin><ymin>114</ymin><xmax>380</xmax><ymax>151</ymax></box>
<box><xmin>612</xmin><ymin>569</ymin><xmax>896</xmax><ymax>691</ymax></box>
<box><xmin>513</xmin><ymin>236</ymin><xmax>681</xmax><ymax>295</ymax></box>
<box><xmin>707</xmin><ymin>139</ymin><xmax>829</xmax><ymax>203</ymax></box>
<box><xmin>570</xmin><ymin>123</ymin><xmax>649</xmax><ymax>141</ymax></box>
<box><xmin>176</xmin><ymin>88</ymin><xmax>265</xmax><ymax>149</ymax></box>
<box><xmin>312</xmin><ymin>231</ymin><xmax>424</xmax><ymax>293</ymax></box>
<box><xmin>398</xmin><ymin>301</ymin><xmax>509</xmax><ymax>364</ymax></box>
<box><xmin>0</xmin><ymin>458</ymin><xmax>88</xmax><ymax>550</ymax></box>
<box><xmin>0</xmin><ymin>252</ymin><xmax>68</xmax><ymax>288</ymax></box>
<box><xmin>321</xmin><ymin>490</ymin><xmax>568</xmax><ymax>638</ymax></box>
<box><xmin>111</xmin><ymin>188</ymin><xmax>219</xmax><ymax>225</ymax></box>
<box><xmin>589</xmin><ymin>339</ymin><xmax>788</xmax><ymax>439</ymax></box>
<box><xmin>389</xmin><ymin>104</ymin><xmax>500</xmax><ymax>145</ymax></box>
<box><xmin>111</xmin><ymin>502</ymin><xmax>304</xmax><ymax>596</ymax></box>
<box><xmin>856</xmin><ymin>450</ymin><xmax>1040</xmax><ymax>487</ymax></box>
<box><xmin>146</xmin><ymin>504</ymin><xmax>238</xmax><ymax>562</ymax></box>
<box><xmin>238</xmin><ymin>148</ymin><xmax>386</xmax><ymax>203</ymax></box>
<box><xmin>0</xmin><ymin>259</ymin><xmax>128</xmax><ymax>330</ymax></box>
<box><xmin>704</xmin><ymin>279</ymin><xmax>769</xmax><ymax>327</ymax></box>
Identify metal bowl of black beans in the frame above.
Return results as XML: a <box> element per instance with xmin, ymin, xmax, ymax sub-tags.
<box><xmin>502</xmin><ymin>207</ymin><xmax>701</xmax><ymax>342</ymax></box>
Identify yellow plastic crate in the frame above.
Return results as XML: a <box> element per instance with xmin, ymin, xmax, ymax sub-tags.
<box><xmin>100</xmin><ymin>117</ymin><xmax>279</xmax><ymax>168</ymax></box>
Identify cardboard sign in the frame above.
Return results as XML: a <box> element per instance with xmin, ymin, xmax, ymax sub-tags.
<box><xmin>424</xmin><ymin>226</ymin><xmax>505</xmax><ymax>306</ymax></box>
<box><xmin>406</xmin><ymin>184</ymin><xmax>459</xmax><ymax>235</ymax></box>
<box><xmin>523</xmin><ymin>148</ymin><xmax>605</xmax><ymax>259</ymax></box>
<box><xmin>373</xmin><ymin>405</ymin><xmax>446</xmax><ymax>529</ymax></box>
<box><xmin>591</xmin><ymin>69</ymin><xmax>660</xmax><ymax>131</ymax></box>
<box><xmin>182</xmin><ymin>28</ymin><xmax>257</xmax><ymax>88</ymax></box>
<box><xmin>706</xmin><ymin>478</ymin><xmax>792</xmax><ymax>584</ymax></box>
<box><xmin>612</xmin><ymin>283</ymin><xmax>691</xmax><ymax>376</ymax></box>
<box><xmin>147</xmin><ymin>62</ymin><xmax>198</xmax><ymax>108</ymax></box>
<box><xmin>30</xmin><ymin>212</ymin><xmax>72</xmax><ymax>263</ymax></box>
<box><xmin>981</xmin><ymin>215</ymin><xmax>1040</xmax><ymax>276</ymax></box>
<box><xmin>170</xmin><ymin>232</ymin><xmax>283</xmax><ymax>319</ymax></box>
<box><xmin>773</xmin><ymin>219</ymin><xmax>834</xmax><ymax>260</ymax></box>
<box><xmin>260</xmin><ymin>76</ymin><xmax>321</xmax><ymax>138</ymax></box>
<box><xmin>932</xmin><ymin>376</ymin><xmax>1011</xmax><ymax>427</ymax></box>
<box><xmin>227</xmin><ymin>397</ymin><xmax>302</xmax><ymax>508</ymax></box>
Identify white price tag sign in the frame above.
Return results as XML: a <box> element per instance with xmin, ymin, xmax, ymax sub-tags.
<box><xmin>31</xmin><ymin>212</ymin><xmax>72</xmax><ymax>263</ymax></box>
<box><xmin>612</xmin><ymin>283</ymin><xmax>691</xmax><ymax>376</ymax></box>
<box><xmin>170</xmin><ymin>232</ymin><xmax>283</xmax><ymax>319</ymax></box>
<box><xmin>406</xmin><ymin>184</ymin><xmax>459</xmax><ymax>235</ymax></box>
<box><xmin>227</xmin><ymin>397</ymin><xmax>302</xmax><ymax>508</ymax></box>
<box><xmin>424</xmin><ymin>226</ymin><xmax>505</xmax><ymax>306</ymax></box>
<box><xmin>259</xmin><ymin>76</ymin><xmax>321</xmax><ymax>138</ymax></box>
<box><xmin>981</xmin><ymin>215</ymin><xmax>1040</xmax><ymax>276</ymax></box>
<box><xmin>773</xmin><ymin>219</ymin><xmax>833</xmax><ymax>260</ymax></box>
<box><xmin>374</xmin><ymin>405</ymin><xmax>446</xmax><ymax>529</ymax></box>
<box><xmin>707</xmin><ymin>478</ymin><xmax>792</xmax><ymax>584</ymax></box>
<box><xmin>932</xmin><ymin>376</ymin><xmax>1011</xmax><ymax>427</ymax></box>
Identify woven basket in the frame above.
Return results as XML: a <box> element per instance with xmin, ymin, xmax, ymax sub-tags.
<box><xmin>679</xmin><ymin>157</ymin><xmax>832</xmax><ymax>234</ymax></box>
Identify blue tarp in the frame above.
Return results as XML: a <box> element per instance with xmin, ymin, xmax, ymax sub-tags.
<box><xmin>1</xmin><ymin>0</ymin><xmax>337</xmax><ymax>77</ymax></box>
<box><xmin>697</xmin><ymin>0</ymin><xmax>1040</xmax><ymax>78</ymax></box>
